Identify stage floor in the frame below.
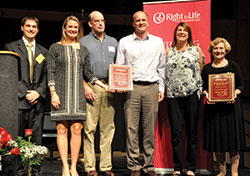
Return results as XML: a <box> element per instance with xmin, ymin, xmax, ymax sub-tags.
<box><xmin>41</xmin><ymin>156</ymin><xmax>129</xmax><ymax>176</ymax></box>
<box><xmin>40</xmin><ymin>156</ymin><xmax>250</xmax><ymax>176</ymax></box>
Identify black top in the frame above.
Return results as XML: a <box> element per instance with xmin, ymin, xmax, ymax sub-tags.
<box><xmin>201</xmin><ymin>60</ymin><xmax>246</xmax><ymax>152</ymax></box>
<box><xmin>202</xmin><ymin>60</ymin><xmax>244</xmax><ymax>93</ymax></box>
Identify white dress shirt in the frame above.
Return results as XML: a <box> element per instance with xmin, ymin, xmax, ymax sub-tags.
<box><xmin>116</xmin><ymin>32</ymin><xmax>166</xmax><ymax>93</ymax></box>
<box><xmin>22</xmin><ymin>36</ymin><xmax>36</xmax><ymax>57</ymax></box>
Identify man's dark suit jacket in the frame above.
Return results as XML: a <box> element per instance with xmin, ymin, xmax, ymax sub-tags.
<box><xmin>5</xmin><ymin>39</ymin><xmax>48</xmax><ymax>109</ymax></box>
<box><xmin>4</xmin><ymin>39</ymin><xmax>48</xmax><ymax>176</ymax></box>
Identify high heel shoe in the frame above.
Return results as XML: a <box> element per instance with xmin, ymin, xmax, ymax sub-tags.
<box><xmin>186</xmin><ymin>170</ymin><xmax>195</xmax><ymax>176</ymax></box>
<box><xmin>216</xmin><ymin>172</ymin><xmax>226</xmax><ymax>176</ymax></box>
<box><xmin>171</xmin><ymin>171</ymin><xmax>181</xmax><ymax>176</ymax></box>
<box><xmin>62</xmin><ymin>171</ymin><xmax>71</xmax><ymax>176</ymax></box>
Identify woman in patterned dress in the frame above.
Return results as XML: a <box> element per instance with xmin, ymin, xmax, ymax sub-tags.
<box><xmin>165</xmin><ymin>22</ymin><xmax>204</xmax><ymax>176</ymax></box>
<box><xmin>47</xmin><ymin>16</ymin><xmax>110</xmax><ymax>176</ymax></box>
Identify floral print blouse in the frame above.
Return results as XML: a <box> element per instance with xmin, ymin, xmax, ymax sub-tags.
<box><xmin>166</xmin><ymin>45</ymin><xmax>204</xmax><ymax>99</ymax></box>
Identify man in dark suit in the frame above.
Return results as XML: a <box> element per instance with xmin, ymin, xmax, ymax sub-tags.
<box><xmin>5</xmin><ymin>16</ymin><xmax>48</xmax><ymax>176</ymax></box>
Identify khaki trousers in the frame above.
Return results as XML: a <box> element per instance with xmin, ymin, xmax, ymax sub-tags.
<box><xmin>83</xmin><ymin>83</ymin><xmax>115</xmax><ymax>172</ymax></box>
<box><xmin>124</xmin><ymin>83</ymin><xmax>159</xmax><ymax>172</ymax></box>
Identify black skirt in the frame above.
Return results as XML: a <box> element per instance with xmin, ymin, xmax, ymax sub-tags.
<box><xmin>203</xmin><ymin>97</ymin><xmax>246</xmax><ymax>152</ymax></box>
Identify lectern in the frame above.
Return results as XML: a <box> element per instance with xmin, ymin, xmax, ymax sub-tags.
<box><xmin>0</xmin><ymin>51</ymin><xmax>20</xmax><ymax>176</ymax></box>
<box><xmin>0</xmin><ymin>51</ymin><xmax>20</xmax><ymax>137</ymax></box>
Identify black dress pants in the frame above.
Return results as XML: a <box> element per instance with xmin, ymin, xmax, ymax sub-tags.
<box><xmin>18</xmin><ymin>106</ymin><xmax>44</xmax><ymax>145</ymax></box>
<box><xmin>167</xmin><ymin>93</ymin><xmax>199</xmax><ymax>172</ymax></box>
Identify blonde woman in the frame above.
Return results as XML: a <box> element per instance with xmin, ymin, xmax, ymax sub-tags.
<box><xmin>47</xmin><ymin>15</ymin><xmax>109</xmax><ymax>176</ymax></box>
<box><xmin>202</xmin><ymin>37</ymin><xmax>245</xmax><ymax>176</ymax></box>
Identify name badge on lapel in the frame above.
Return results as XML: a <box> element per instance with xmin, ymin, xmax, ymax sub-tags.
<box><xmin>108</xmin><ymin>46</ymin><xmax>115</xmax><ymax>53</ymax></box>
<box><xmin>35</xmin><ymin>54</ymin><xmax>45</xmax><ymax>64</ymax></box>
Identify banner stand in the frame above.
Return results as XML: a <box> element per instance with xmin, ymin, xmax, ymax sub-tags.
<box><xmin>143</xmin><ymin>0</ymin><xmax>212</xmax><ymax>171</ymax></box>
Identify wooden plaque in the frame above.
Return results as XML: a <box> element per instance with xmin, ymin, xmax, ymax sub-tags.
<box><xmin>109</xmin><ymin>64</ymin><xmax>133</xmax><ymax>91</ymax></box>
<box><xmin>208</xmin><ymin>73</ymin><xmax>235</xmax><ymax>102</ymax></box>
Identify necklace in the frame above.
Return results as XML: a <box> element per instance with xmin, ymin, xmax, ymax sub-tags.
<box><xmin>212</xmin><ymin>58</ymin><xmax>228</xmax><ymax>68</ymax></box>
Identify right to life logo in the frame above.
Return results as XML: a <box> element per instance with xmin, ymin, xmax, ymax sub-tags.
<box><xmin>153</xmin><ymin>12</ymin><xmax>166</xmax><ymax>24</ymax></box>
<box><xmin>153</xmin><ymin>11</ymin><xmax>201</xmax><ymax>24</ymax></box>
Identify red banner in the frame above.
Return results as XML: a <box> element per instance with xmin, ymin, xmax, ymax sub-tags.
<box><xmin>144</xmin><ymin>0</ymin><xmax>211</xmax><ymax>63</ymax></box>
<box><xmin>144</xmin><ymin>0</ymin><xmax>212</xmax><ymax>172</ymax></box>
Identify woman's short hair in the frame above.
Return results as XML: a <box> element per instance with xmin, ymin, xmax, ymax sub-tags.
<box><xmin>21</xmin><ymin>16</ymin><xmax>39</xmax><ymax>27</ymax></box>
<box><xmin>208</xmin><ymin>37</ymin><xmax>232</xmax><ymax>54</ymax></box>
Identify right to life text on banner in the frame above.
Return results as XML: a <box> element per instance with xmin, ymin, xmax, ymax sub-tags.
<box><xmin>144</xmin><ymin>0</ymin><xmax>212</xmax><ymax>174</ymax></box>
<box><xmin>144</xmin><ymin>0</ymin><xmax>211</xmax><ymax>63</ymax></box>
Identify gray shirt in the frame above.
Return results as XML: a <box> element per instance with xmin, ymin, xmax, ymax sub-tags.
<box><xmin>79</xmin><ymin>32</ymin><xmax>118</xmax><ymax>81</ymax></box>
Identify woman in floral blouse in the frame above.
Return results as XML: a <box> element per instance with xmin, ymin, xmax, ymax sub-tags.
<box><xmin>165</xmin><ymin>22</ymin><xmax>204</xmax><ymax>176</ymax></box>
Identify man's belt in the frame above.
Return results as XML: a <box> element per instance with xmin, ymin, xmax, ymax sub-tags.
<box><xmin>133</xmin><ymin>81</ymin><xmax>156</xmax><ymax>85</ymax></box>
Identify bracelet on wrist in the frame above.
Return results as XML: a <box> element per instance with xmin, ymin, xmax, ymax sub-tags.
<box><xmin>51</xmin><ymin>90</ymin><xmax>56</xmax><ymax>96</ymax></box>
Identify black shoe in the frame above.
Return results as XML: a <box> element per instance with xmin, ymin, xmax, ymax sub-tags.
<box><xmin>147</xmin><ymin>171</ymin><xmax>158</xmax><ymax>176</ymax></box>
<box><xmin>101</xmin><ymin>170</ymin><xmax>115</xmax><ymax>176</ymax></box>
<box><xmin>87</xmin><ymin>170</ymin><xmax>98</xmax><ymax>176</ymax></box>
<box><xmin>130</xmin><ymin>170</ymin><xmax>140</xmax><ymax>176</ymax></box>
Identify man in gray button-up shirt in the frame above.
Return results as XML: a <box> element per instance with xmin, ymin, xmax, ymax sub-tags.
<box><xmin>79</xmin><ymin>11</ymin><xmax>118</xmax><ymax>176</ymax></box>
<box><xmin>80</xmin><ymin>29</ymin><xmax>117</xmax><ymax>83</ymax></box>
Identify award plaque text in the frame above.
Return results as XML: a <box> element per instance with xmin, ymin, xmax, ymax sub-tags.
<box><xmin>208</xmin><ymin>73</ymin><xmax>235</xmax><ymax>102</ymax></box>
<box><xmin>109</xmin><ymin>64</ymin><xmax>133</xmax><ymax>91</ymax></box>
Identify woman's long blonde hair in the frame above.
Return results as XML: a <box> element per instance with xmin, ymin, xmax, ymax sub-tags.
<box><xmin>60</xmin><ymin>15</ymin><xmax>81</xmax><ymax>43</ymax></box>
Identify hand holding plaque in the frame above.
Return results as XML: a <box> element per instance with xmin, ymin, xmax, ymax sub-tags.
<box><xmin>208</xmin><ymin>73</ymin><xmax>235</xmax><ymax>102</ymax></box>
<box><xmin>109</xmin><ymin>64</ymin><xmax>133</xmax><ymax>91</ymax></box>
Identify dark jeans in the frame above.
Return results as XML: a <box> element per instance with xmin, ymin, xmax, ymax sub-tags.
<box><xmin>167</xmin><ymin>93</ymin><xmax>200</xmax><ymax>172</ymax></box>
